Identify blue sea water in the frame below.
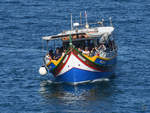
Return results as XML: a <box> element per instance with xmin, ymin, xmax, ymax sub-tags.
<box><xmin>0</xmin><ymin>0</ymin><xmax>150</xmax><ymax>113</ymax></box>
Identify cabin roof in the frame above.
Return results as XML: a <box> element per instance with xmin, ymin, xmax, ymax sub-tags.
<box><xmin>42</xmin><ymin>32</ymin><xmax>86</xmax><ymax>40</ymax></box>
<box><xmin>42</xmin><ymin>26</ymin><xmax>114</xmax><ymax>41</ymax></box>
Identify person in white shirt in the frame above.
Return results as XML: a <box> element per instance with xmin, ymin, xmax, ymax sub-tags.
<box><xmin>82</xmin><ymin>47</ymin><xmax>90</xmax><ymax>56</ymax></box>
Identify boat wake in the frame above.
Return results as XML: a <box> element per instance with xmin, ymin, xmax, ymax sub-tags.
<box><xmin>40</xmin><ymin>77</ymin><xmax>110</xmax><ymax>87</ymax></box>
<box><xmin>91</xmin><ymin>78</ymin><xmax>110</xmax><ymax>83</ymax></box>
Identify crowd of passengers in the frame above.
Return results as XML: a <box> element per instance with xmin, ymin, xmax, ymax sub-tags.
<box><xmin>45</xmin><ymin>41</ymin><xmax>116</xmax><ymax>61</ymax></box>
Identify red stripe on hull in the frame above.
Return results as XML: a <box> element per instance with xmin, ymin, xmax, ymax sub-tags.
<box><xmin>72</xmin><ymin>52</ymin><xmax>102</xmax><ymax>72</ymax></box>
<box><xmin>54</xmin><ymin>53</ymin><xmax>71</xmax><ymax>77</ymax></box>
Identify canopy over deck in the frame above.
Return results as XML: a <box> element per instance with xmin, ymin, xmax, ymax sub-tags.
<box><xmin>42</xmin><ymin>26</ymin><xmax>114</xmax><ymax>41</ymax></box>
<box><xmin>42</xmin><ymin>32</ymin><xmax>86</xmax><ymax>40</ymax></box>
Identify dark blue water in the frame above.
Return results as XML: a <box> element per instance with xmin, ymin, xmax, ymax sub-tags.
<box><xmin>0</xmin><ymin>0</ymin><xmax>150</xmax><ymax>113</ymax></box>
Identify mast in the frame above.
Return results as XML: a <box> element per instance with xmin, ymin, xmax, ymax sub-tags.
<box><xmin>80</xmin><ymin>12</ymin><xmax>82</xmax><ymax>25</ymax></box>
<box><xmin>109</xmin><ymin>17</ymin><xmax>113</xmax><ymax>26</ymax></box>
<box><xmin>85</xmin><ymin>11</ymin><xmax>89</xmax><ymax>28</ymax></box>
<box><xmin>71</xmin><ymin>13</ymin><xmax>73</xmax><ymax>30</ymax></box>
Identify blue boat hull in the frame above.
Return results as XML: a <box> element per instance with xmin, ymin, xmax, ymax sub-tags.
<box><xmin>54</xmin><ymin>68</ymin><xmax>114</xmax><ymax>84</ymax></box>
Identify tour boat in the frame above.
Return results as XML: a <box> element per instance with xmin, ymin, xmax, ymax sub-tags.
<box><xmin>39</xmin><ymin>13</ymin><xmax>117</xmax><ymax>85</ymax></box>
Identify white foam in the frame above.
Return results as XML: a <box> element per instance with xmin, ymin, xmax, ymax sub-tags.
<box><xmin>91</xmin><ymin>78</ymin><xmax>110</xmax><ymax>83</ymax></box>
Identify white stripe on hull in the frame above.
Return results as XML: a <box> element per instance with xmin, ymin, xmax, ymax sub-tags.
<box><xmin>58</xmin><ymin>53</ymin><xmax>99</xmax><ymax>76</ymax></box>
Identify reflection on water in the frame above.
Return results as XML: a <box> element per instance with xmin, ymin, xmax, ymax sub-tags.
<box><xmin>39</xmin><ymin>79</ymin><xmax>116</xmax><ymax>104</ymax></box>
<box><xmin>37</xmin><ymin>76</ymin><xmax>121</xmax><ymax>112</ymax></box>
<box><xmin>38</xmin><ymin>75</ymin><xmax>118</xmax><ymax>112</ymax></box>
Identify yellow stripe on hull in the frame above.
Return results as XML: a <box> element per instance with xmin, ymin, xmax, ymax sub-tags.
<box><xmin>83</xmin><ymin>54</ymin><xmax>115</xmax><ymax>61</ymax></box>
<box><xmin>46</xmin><ymin>54</ymin><xmax>116</xmax><ymax>67</ymax></box>
<box><xmin>46</xmin><ymin>56</ymin><xmax>63</xmax><ymax>66</ymax></box>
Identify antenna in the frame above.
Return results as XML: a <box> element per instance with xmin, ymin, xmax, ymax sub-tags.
<box><xmin>101</xmin><ymin>19</ymin><xmax>104</xmax><ymax>26</ymax></box>
<box><xmin>80</xmin><ymin>12</ymin><xmax>82</xmax><ymax>25</ymax></box>
<box><xmin>85</xmin><ymin>11</ymin><xmax>89</xmax><ymax>28</ymax></box>
<box><xmin>71</xmin><ymin>13</ymin><xmax>73</xmax><ymax>30</ymax></box>
<box><xmin>109</xmin><ymin>17</ymin><xmax>113</xmax><ymax>26</ymax></box>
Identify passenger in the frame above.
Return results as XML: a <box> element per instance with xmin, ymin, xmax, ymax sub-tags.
<box><xmin>98</xmin><ymin>43</ymin><xmax>103</xmax><ymax>50</ymax></box>
<box><xmin>78</xmin><ymin>47</ymin><xmax>82</xmax><ymax>53</ymax></box>
<box><xmin>46</xmin><ymin>53</ymin><xmax>50</xmax><ymax>59</ymax></box>
<box><xmin>53</xmin><ymin>47</ymin><xmax>61</xmax><ymax>60</ymax></box>
<box><xmin>102</xmin><ymin>44</ymin><xmax>106</xmax><ymax>51</ymax></box>
<box><xmin>94</xmin><ymin>46</ymin><xmax>99</xmax><ymax>56</ymax></box>
<box><xmin>60</xmin><ymin>47</ymin><xmax>63</xmax><ymax>54</ymax></box>
<box><xmin>82</xmin><ymin>47</ymin><xmax>90</xmax><ymax>56</ymax></box>
<box><xmin>62</xmin><ymin>49</ymin><xmax>66</xmax><ymax>57</ymax></box>
<box><xmin>90</xmin><ymin>48</ymin><xmax>96</xmax><ymax>57</ymax></box>
<box><xmin>49</xmin><ymin>50</ymin><xmax>54</xmax><ymax>60</ymax></box>
<box><xmin>98</xmin><ymin>43</ymin><xmax>106</xmax><ymax>51</ymax></box>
